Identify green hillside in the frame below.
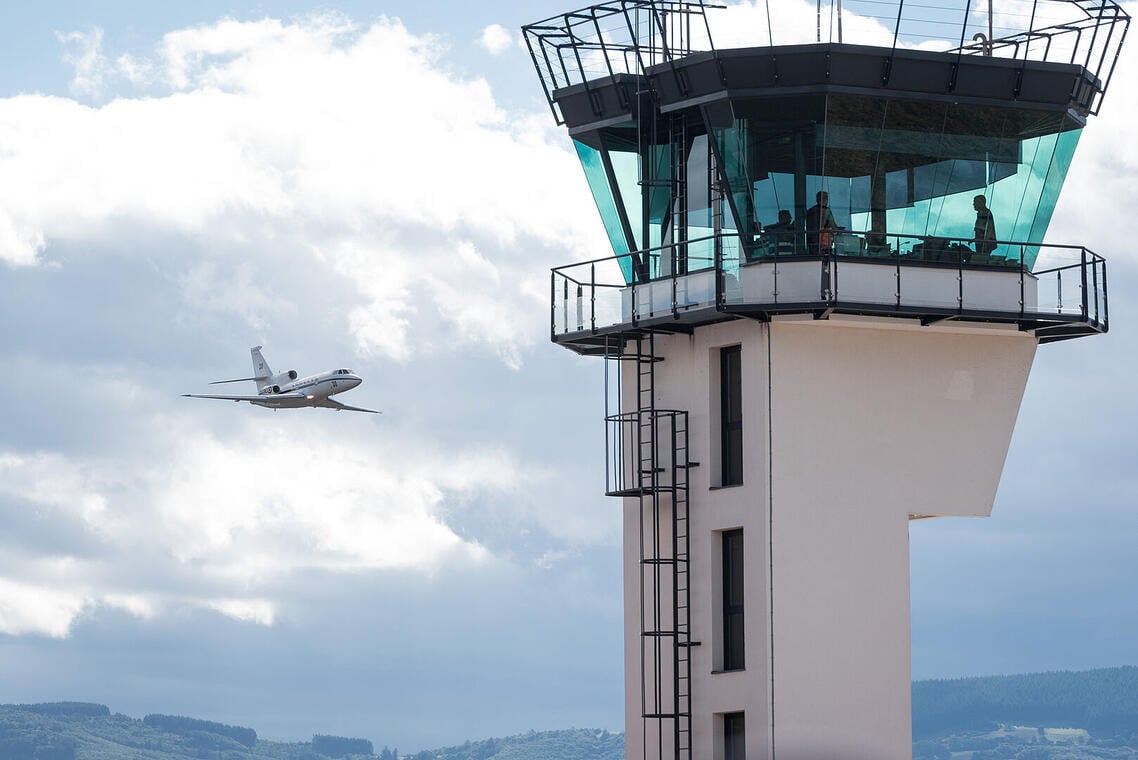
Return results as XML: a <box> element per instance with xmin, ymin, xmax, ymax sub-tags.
<box><xmin>912</xmin><ymin>666</ymin><xmax>1138</xmax><ymax>759</ymax></box>
<box><xmin>0</xmin><ymin>703</ymin><xmax>380</xmax><ymax>760</ymax></box>
<box><xmin>0</xmin><ymin>703</ymin><xmax>616</xmax><ymax>760</ymax></box>
<box><xmin>6</xmin><ymin>666</ymin><xmax>1138</xmax><ymax>760</ymax></box>
<box><xmin>913</xmin><ymin>666</ymin><xmax>1138</xmax><ymax>738</ymax></box>
<box><xmin>404</xmin><ymin>729</ymin><xmax>623</xmax><ymax>760</ymax></box>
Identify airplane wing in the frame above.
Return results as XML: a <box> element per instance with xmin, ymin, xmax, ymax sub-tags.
<box><xmin>319</xmin><ymin>397</ymin><xmax>382</xmax><ymax>414</ymax></box>
<box><xmin>208</xmin><ymin>376</ymin><xmax>266</xmax><ymax>385</ymax></box>
<box><xmin>182</xmin><ymin>392</ymin><xmax>306</xmax><ymax>402</ymax></box>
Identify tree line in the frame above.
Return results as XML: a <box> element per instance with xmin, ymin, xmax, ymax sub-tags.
<box><xmin>913</xmin><ymin>666</ymin><xmax>1138</xmax><ymax>738</ymax></box>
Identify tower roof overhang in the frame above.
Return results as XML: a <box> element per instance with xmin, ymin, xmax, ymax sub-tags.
<box><xmin>553</xmin><ymin>43</ymin><xmax>1097</xmax><ymax>134</ymax></box>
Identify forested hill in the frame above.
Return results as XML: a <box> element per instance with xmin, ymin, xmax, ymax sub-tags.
<box><xmin>0</xmin><ymin>703</ymin><xmax>394</xmax><ymax>760</ymax></box>
<box><xmin>0</xmin><ymin>704</ymin><xmax>618</xmax><ymax>760</ymax></box>
<box><xmin>913</xmin><ymin>665</ymin><xmax>1138</xmax><ymax>739</ymax></box>
<box><xmin>5</xmin><ymin>666</ymin><xmax>1138</xmax><ymax>759</ymax></box>
<box><xmin>405</xmin><ymin>729</ymin><xmax>623</xmax><ymax>760</ymax></box>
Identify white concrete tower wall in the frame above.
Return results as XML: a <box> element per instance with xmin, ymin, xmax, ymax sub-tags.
<box><xmin>622</xmin><ymin>316</ymin><xmax>1036</xmax><ymax>759</ymax></box>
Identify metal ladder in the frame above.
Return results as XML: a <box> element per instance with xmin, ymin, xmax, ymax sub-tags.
<box><xmin>605</xmin><ymin>331</ymin><xmax>692</xmax><ymax>760</ymax></box>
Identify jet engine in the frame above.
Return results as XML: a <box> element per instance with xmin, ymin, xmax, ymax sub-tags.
<box><xmin>270</xmin><ymin>370</ymin><xmax>298</xmax><ymax>386</ymax></box>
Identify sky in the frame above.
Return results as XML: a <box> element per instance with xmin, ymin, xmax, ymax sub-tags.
<box><xmin>0</xmin><ymin>0</ymin><xmax>1137</xmax><ymax>753</ymax></box>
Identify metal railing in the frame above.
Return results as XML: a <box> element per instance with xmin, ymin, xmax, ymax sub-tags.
<box><xmin>524</xmin><ymin>0</ymin><xmax>1129</xmax><ymax>122</ymax></box>
<box><xmin>550</xmin><ymin>232</ymin><xmax>725</xmax><ymax>335</ymax></box>
<box><xmin>940</xmin><ymin>0</ymin><xmax>1130</xmax><ymax>115</ymax></box>
<box><xmin>522</xmin><ymin>1</ymin><xmax>722</xmax><ymax>124</ymax></box>
<box><xmin>551</xmin><ymin>230</ymin><xmax>1107</xmax><ymax>339</ymax></box>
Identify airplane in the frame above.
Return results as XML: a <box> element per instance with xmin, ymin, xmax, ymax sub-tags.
<box><xmin>183</xmin><ymin>346</ymin><xmax>380</xmax><ymax>413</ymax></box>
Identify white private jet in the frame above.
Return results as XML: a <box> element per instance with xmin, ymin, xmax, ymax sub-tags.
<box><xmin>183</xmin><ymin>346</ymin><xmax>380</xmax><ymax>413</ymax></box>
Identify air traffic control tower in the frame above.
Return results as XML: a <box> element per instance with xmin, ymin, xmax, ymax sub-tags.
<box><xmin>523</xmin><ymin>1</ymin><xmax>1127</xmax><ymax>758</ymax></box>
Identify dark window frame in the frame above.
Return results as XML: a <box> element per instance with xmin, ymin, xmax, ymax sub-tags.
<box><xmin>724</xmin><ymin>711</ymin><xmax>745</xmax><ymax>760</ymax></box>
<box><xmin>723</xmin><ymin>528</ymin><xmax>745</xmax><ymax>671</ymax></box>
<box><xmin>720</xmin><ymin>345</ymin><xmax>743</xmax><ymax>486</ymax></box>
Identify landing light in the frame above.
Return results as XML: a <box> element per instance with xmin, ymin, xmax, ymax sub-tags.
<box><xmin>306</xmin><ymin>394</ymin><xmax>315</xmax><ymax>400</ymax></box>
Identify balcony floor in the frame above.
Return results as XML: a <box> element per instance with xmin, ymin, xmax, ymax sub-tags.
<box><xmin>552</xmin><ymin>256</ymin><xmax>1104</xmax><ymax>355</ymax></box>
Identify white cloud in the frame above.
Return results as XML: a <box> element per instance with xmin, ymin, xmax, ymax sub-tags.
<box><xmin>0</xmin><ymin>416</ymin><xmax>524</xmax><ymax>636</ymax></box>
<box><xmin>0</xmin><ymin>451</ymin><xmax>112</xmax><ymax>533</ymax></box>
<box><xmin>708</xmin><ymin>0</ymin><xmax>896</xmax><ymax>48</ymax></box>
<box><xmin>180</xmin><ymin>260</ymin><xmax>293</xmax><ymax>332</ymax></box>
<box><xmin>0</xmin><ymin>213</ymin><xmax>43</xmax><ymax>266</ymax></box>
<box><xmin>710</xmin><ymin>0</ymin><xmax>1093</xmax><ymax>51</ymax></box>
<box><xmin>114</xmin><ymin>53</ymin><xmax>154</xmax><ymax>85</ymax></box>
<box><xmin>479</xmin><ymin>24</ymin><xmax>515</xmax><ymax>55</ymax></box>
<box><xmin>103</xmin><ymin>593</ymin><xmax>159</xmax><ymax>620</ymax></box>
<box><xmin>0</xmin><ymin>577</ymin><xmax>88</xmax><ymax>638</ymax></box>
<box><xmin>148</xmin><ymin>425</ymin><xmax>496</xmax><ymax>575</ymax></box>
<box><xmin>0</xmin><ymin>14</ymin><xmax>604</xmax><ymax>366</ymax></box>
<box><xmin>58</xmin><ymin>28</ymin><xmax>110</xmax><ymax>99</ymax></box>
<box><xmin>206</xmin><ymin>598</ymin><xmax>276</xmax><ymax>626</ymax></box>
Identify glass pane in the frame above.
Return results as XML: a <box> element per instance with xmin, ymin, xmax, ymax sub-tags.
<box><xmin>600</xmin><ymin>128</ymin><xmax>677</xmax><ymax>280</ymax></box>
<box><xmin>685</xmin><ymin>134</ymin><xmax>715</xmax><ymax>271</ymax></box>
<box><xmin>821</xmin><ymin>95</ymin><xmax>1080</xmax><ymax>270</ymax></box>
<box><xmin>572</xmin><ymin>138</ymin><xmax>633</xmax><ymax>283</ymax></box>
<box><xmin>607</xmin><ymin>141</ymin><xmax>641</xmax><ymax>248</ymax></box>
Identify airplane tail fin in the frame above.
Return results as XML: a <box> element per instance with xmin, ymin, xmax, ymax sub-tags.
<box><xmin>251</xmin><ymin>346</ymin><xmax>272</xmax><ymax>391</ymax></box>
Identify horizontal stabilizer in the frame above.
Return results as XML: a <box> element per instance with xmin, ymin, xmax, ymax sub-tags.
<box><xmin>208</xmin><ymin>376</ymin><xmax>264</xmax><ymax>385</ymax></box>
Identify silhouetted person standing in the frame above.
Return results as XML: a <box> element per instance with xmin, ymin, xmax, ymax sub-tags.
<box><xmin>805</xmin><ymin>191</ymin><xmax>838</xmax><ymax>255</ymax></box>
<box><xmin>973</xmin><ymin>195</ymin><xmax>997</xmax><ymax>257</ymax></box>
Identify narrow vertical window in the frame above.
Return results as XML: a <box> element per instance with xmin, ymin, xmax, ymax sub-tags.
<box><xmin>720</xmin><ymin>345</ymin><xmax>743</xmax><ymax>486</ymax></box>
<box><xmin>724</xmin><ymin>711</ymin><xmax>746</xmax><ymax>760</ymax></box>
<box><xmin>723</xmin><ymin>528</ymin><xmax>745</xmax><ymax>671</ymax></box>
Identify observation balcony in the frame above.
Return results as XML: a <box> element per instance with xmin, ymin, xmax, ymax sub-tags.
<box><xmin>551</xmin><ymin>232</ymin><xmax>1107</xmax><ymax>355</ymax></box>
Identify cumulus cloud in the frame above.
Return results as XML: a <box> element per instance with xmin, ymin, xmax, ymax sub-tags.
<box><xmin>0</xmin><ymin>577</ymin><xmax>88</xmax><ymax>638</ymax></box>
<box><xmin>180</xmin><ymin>261</ymin><xmax>293</xmax><ymax>332</ymax></box>
<box><xmin>58</xmin><ymin>28</ymin><xmax>111</xmax><ymax>99</ymax></box>
<box><xmin>0</xmin><ymin>13</ymin><xmax>603</xmax><ymax>364</ymax></box>
<box><xmin>707</xmin><ymin>0</ymin><xmax>1092</xmax><ymax>51</ymax></box>
<box><xmin>707</xmin><ymin>0</ymin><xmax>896</xmax><ymax>48</ymax></box>
<box><xmin>479</xmin><ymin>24</ymin><xmax>515</xmax><ymax>55</ymax></box>
<box><xmin>0</xmin><ymin>415</ymin><xmax>522</xmax><ymax>636</ymax></box>
<box><xmin>206</xmin><ymin>598</ymin><xmax>276</xmax><ymax>626</ymax></box>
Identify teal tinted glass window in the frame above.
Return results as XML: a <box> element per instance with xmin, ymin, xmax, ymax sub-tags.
<box><xmin>644</xmin><ymin>142</ymin><xmax>673</xmax><ymax>273</ymax></box>
<box><xmin>1029</xmin><ymin>128</ymin><xmax>1081</xmax><ymax>246</ymax></box>
<box><xmin>609</xmin><ymin>147</ymin><xmax>641</xmax><ymax>248</ymax></box>
<box><xmin>712</xmin><ymin>94</ymin><xmax>1081</xmax><ymax>270</ymax></box>
<box><xmin>572</xmin><ymin>138</ymin><xmax>633</xmax><ymax>282</ymax></box>
<box><xmin>718</xmin><ymin>95</ymin><xmax>828</xmax><ymax>260</ymax></box>
<box><xmin>686</xmin><ymin>134</ymin><xmax>717</xmax><ymax>271</ymax></box>
<box><xmin>599</xmin><ymin>128</ymin><xmax>643</xmax><ymax>251</ymax></box>
<box><xmin>823</xmin><ymin>95</ymin><xmax>1081</xmax><ymax>270</ymax></box>
<box><xmin>709</xmin><ymin>118</ymin><xmax>763</xmax><ymax>269</ymax></box>
<box><xmin>595</xmin><ymin>129</ymin><xmax>674</xmax><ymax>279</ymax></box>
